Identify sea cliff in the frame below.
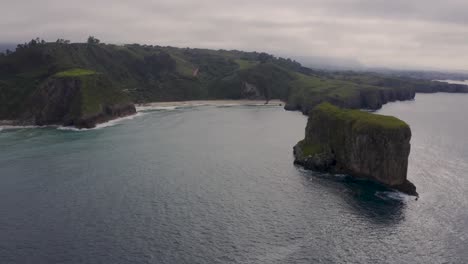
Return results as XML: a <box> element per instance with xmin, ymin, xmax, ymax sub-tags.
<box><xmin>293</xmin><ymin>102</ymin><xmax>417</xmax><ymax>195</ymax></box>
<box><xmin>20</xmin><ymin>69</ymin><xmax>136</xmax><ymax>128</ymax></box>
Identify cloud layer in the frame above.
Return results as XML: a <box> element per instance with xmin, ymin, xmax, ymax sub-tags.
<box><xmin>2</xmin><ymin>0</ymin><xmax>467</xmax><ymax>70</ymax></box>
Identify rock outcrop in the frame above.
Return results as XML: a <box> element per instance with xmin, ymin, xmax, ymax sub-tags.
<box><xmin>293</xmin><ymin>102</ymin><xmax>417</xmax><ymax>195</ymax></box>
<box><xmin>22</xmin><ymin>71</ymin><xmax>136</xmax><ymax>128</ymax></box>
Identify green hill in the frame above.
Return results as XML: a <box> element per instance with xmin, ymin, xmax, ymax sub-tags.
<box><xmin>1</xmin><ymin>38</ymin><xmax>466</xmax><ymax>121</ymax></box>
<box><xmin>18</xmin><ymin>69</ymin><xmax>135</xmax><ymax>128</ymax></box>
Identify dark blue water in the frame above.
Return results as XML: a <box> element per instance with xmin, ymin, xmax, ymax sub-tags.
<box><xmin>1</xmin><ymin>94</ymin><xmax>467</xmax><ymax>263</ymax></box>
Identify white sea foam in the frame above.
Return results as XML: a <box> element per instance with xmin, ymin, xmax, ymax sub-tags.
<box><xmin>57</xmin><ymin>112</ymin><xmax>145</xmax><ymax>131</ymax></box>
<box><xmin>136</xmin><ymin>105</ymin><xmax>178</xmax><ymax>112</ymax></box>
<box><xmin>375</xmin><ymin>191</ymin><xmax>413</xmax><ymax>201</ymax></box>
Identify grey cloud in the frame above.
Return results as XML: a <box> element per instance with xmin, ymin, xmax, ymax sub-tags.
<box><xmin>1</xmin><ymin>0</ymin><xmax>467</xmax><ymax>70</ymax></box>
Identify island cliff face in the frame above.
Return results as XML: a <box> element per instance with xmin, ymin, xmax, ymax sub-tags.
<box><xmin>21</xmin><ymin>70</ymin><xmax>136</xmax><ymax>129</ymax></box>
<box><xmin>293</xmin><ymin>102</ymin><xmax>417</xmax><ymax>195</ymax></box>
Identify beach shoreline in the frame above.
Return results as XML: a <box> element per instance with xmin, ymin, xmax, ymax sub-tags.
<box><xmin>136</xmin><ymin>99</ymin><xmax>284</xmax><ymax>108</ymax></box>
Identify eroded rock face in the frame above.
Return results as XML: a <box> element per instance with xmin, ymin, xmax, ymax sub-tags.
<box><xmin>70</xmin><ymin>104</ymin><xmax>136</xmax><ymax>129</ymax></box>
<box><xmin>22</xmin><ymin>74</ymin><xmax>136</xmax><ymax>128</ymax></box>
<box><xmin>23</xmin><ymin>77</ymin><xmax>82</xmax><ymax>125</ymax></box>
<box><xmin>294</xmin><ymin>102</ymin><xmax>417</xmax><ymax>196</ymax></box>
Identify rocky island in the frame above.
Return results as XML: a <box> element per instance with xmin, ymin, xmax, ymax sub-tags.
<box><xmin>294</xmin><ymin>102</ymin><xmax>417</xmax><ymax>196</ymax></box>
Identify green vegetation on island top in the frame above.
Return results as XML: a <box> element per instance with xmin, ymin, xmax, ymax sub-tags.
<box><xmin>54</xmin><ymin>68</ymin><xmax>97</xmax><ymax>78</ymax></box>
<box><xmin>297</xmin><ymin>103</ymin><xmax>408</xmax><ymax>158</ymax></box>
<box><xmin>314</xmin><ymin>102</ymin><xmax>409</xmax><ymax>130</ymax></box>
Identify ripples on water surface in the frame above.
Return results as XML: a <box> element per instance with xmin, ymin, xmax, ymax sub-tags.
<box><xmin>0</xmin><ymin>94</ymin><xmax>467</xmax><ymax>263</ymax></box>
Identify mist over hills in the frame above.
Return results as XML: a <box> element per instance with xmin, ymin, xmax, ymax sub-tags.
<box><xmin>289</xmin><ymin>55</ymin><xmax>365</xmax><ymax>71</ymax></box>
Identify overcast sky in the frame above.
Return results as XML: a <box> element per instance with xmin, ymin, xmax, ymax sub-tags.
<box><xmin>1</xmin><ymin>0</ymin><xmax>467</xmax><ymax>71</ymax></box>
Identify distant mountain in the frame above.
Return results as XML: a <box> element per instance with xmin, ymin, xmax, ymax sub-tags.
<box><xmin>289</xmin><ymin>54</ymin><xmax>468</xmax><ymax>80</ymax></box>
<box><xmin>364</xmin><ymin>68</ymin><xmax>468</xmax><ymax>81</ymax></box>
<box><xmin>290</xmin><ymin>55</ymin><xmax>365</xmax><ymax>71</ymax></box>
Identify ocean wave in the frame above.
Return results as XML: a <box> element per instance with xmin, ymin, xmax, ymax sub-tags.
<box><xmin>375</xmin><ymin>191</ymin><xmax>413</xmax><ymax>201</ymax></box>
<box><xmin>57</xmin><ymin>113</ymin><xmax>145</xmax><ymax>131</ymax></box>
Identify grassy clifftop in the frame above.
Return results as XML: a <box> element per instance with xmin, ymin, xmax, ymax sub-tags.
<box><xmin>314</xmin><ymin>102</ymin><xmax>408</xmax><ymax>130</ymax></box>
<box><xmin>297</xmin><ymin>102</ymin><xmax>409</xmax><ymax>157</ymax></box>
<box><xmin>55</xmin><ymin>72</ymin><xmax>130</xmax><ymax>117</ymax></box>
<box><xmin>54</xmin><ymin>68</ymin><xmax>96</xmax><ymax>78</ymax></box>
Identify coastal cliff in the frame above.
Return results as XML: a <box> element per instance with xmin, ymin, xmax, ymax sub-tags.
<box><xmin>294</xmin><ymin>102</ymin><xmax>417</xmax><ymax>195</ymax></box>
<box><xmin>285</xmin><ymin>85</ymin><xmax>416</xmax><ymax>114</ymax></box>
<box><xmin>20</xmin><ymin>69</ymin><xmax>136</xmax><ymax>128</ymax></box>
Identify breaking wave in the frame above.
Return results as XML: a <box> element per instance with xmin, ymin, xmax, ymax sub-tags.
<box><xmin>375</xmin><ymin>191</ymin><xmax>414</xmax><ymax>201</ymax></box>
<box><xmin>57</xmin><ymin>113</ymin><xmax>145</xmax><ymax>131</ymax></box>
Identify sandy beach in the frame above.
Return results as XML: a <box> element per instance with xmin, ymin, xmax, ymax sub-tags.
<box><xmin>135</xmin><ymin>99</ymin><xmax>284</xmax><ymax>109</ymax></box>
<box><xmin>1</xmin><ymin>100</ymin><xmax>285</xmax><ymax>130</ymax></box>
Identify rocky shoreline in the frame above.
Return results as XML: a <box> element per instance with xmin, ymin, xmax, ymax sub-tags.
<box><xmin>2</xmin><ymin>72</ymin><xmax>137</xmax><ymax>129</ymax></box>
<box><xmin>0</xmin><ymin>103</ymin><xmax>137</xmax><ymax>129</ymax></box>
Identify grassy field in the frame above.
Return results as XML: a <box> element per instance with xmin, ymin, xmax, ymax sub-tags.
<box><xmin>235</xmin><ymin>59</ymin><xmax>258</xmax><ymax>70</ymax></box>
<box><xmin>54</xmin><ymin>68</ymin><xmax>97</xmax><ymax>77</ymax></box>
<box><xmin>315</xmin><ymin>102</ymin><xmax>408</xmax><ymax>130</ymax></box>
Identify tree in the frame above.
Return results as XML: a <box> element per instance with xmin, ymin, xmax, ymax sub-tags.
<box><xmin>258</xmin><ymin>52</ymin><xmax>273</xmax><ymax>63</ymax></box>
<box><xmin>87</xmin><ymin>36</ymin><xmax>100</xmax><ymax>45</ymax></box>
<box><xmin>56</xmin><ymin>38</ymin><xmax>70</xmax><ymax>44</ymax></box>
